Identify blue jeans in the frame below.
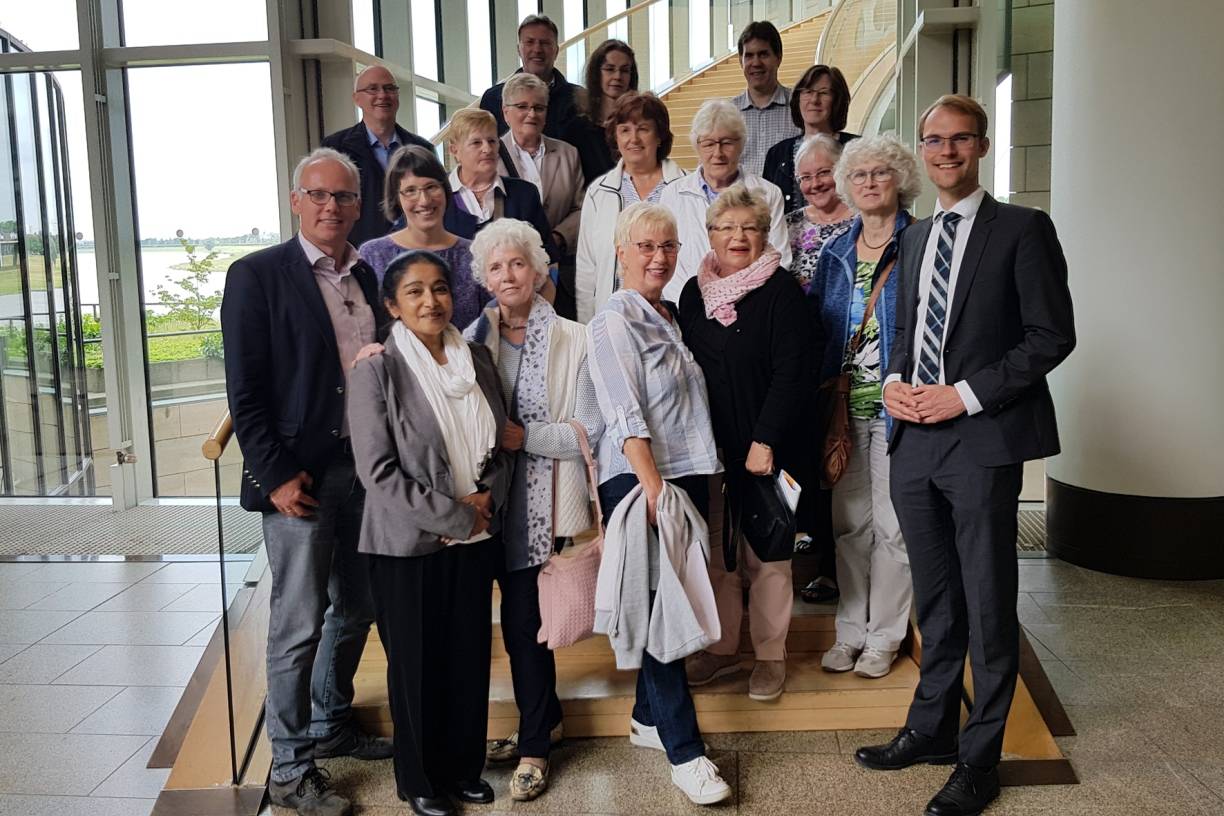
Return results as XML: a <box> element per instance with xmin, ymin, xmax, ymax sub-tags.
<box><xmin>261</xmin><ymin>455</ymin><xmax>375</xmax><ymax>783</ymax></box>
<box><xmin>599</xmin><ymin>472</ymin><xmax>709</xmax><ymax>766</ymax></box>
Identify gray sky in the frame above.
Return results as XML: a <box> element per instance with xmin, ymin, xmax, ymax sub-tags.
<box><xmin>1</xmin><ymin>0</ymin><xmax>280</xmax><ymax>240</ymax></box>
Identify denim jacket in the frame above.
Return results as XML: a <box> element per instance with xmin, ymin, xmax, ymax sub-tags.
<box><xmin>808</xmin><ymin>211</ymin><xmax>913</xmax><ymax>436</ymax></box>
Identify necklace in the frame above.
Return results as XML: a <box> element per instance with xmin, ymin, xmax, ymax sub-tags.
<box><xmin>859</xmin><ymin>223</ymin><xmax>894</xmax><ymax>250</ymax></box>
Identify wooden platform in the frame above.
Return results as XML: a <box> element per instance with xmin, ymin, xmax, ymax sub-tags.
<box><xmin>351</xmin><ymin>597</ymin><xmax>916</xmax><ymax>739</ymax></box>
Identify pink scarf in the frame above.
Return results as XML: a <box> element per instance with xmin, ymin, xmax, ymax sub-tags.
<box><xmin>697</xmin><ymin>248</ymin><xmax>781</xmax><ymax>326</ymax></box>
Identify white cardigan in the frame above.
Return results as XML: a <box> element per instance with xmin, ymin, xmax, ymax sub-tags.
<box><xmin>574</xmin><ymin>158</ymin><xmax>687</xmax><ymax>323</ymax></box>
<box><xmin>656</xmin><ymin>169</ymin><xmax>791</xmax><ymax>303</ymax></box>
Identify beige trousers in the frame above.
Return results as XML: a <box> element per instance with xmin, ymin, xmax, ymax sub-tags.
<box><xmin>705</xmin><ymin>474</ymin><xmax>794</xmax><ymax>661</ymax></box>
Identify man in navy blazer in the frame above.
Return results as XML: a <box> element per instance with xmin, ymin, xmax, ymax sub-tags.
<box><xmin>322</xmin><ymin>65</ymin><xmax>434</xmax><ymax>248</ymax></box>
<box><xmin>222</xmin><ymin>148</ymin><xmax>392</xmax><ymax>816</ymax></box>
<box><xmin>854</xmin><ymin>96</ymin><xmax>1075</xmax><ymax>816</ymax></box>
<box><xmin>477</xmin><ymin>14</ymin><xmax>583</xmax><ymax>142</ymax></box>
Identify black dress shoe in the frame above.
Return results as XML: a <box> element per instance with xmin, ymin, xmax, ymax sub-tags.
<box><xmin>854</xmin><ymin>727</ymin><xmax>958</xmax><ymax>771</ymax></box>
<box><xmin>313</xmin><ymin>728</ymin><xmax>394</xmax><ymax>761</ymax></box>
<box><xmin>406</xmin><ymin>794</ymin><xmax>455</xmax><ymax>816</ymax></box>
<box><xmin>925</xmin><ymin>763</ymin><xmax>1000</xmax><ymax>816</ymax></box>
<box><xmin>447</xmin><ymin>778</ymin><xmax>494</xmax><ymax>804</ymax></box>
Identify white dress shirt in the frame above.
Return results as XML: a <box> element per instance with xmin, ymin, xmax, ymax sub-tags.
<box><xmin>507</xmin><ymin>135</ymin><xmax>546</xmax><ymax>198</ymax></box>
<box><xmin>884</xmin><ymin>186</ymin><xmax>986</xmax><ymax>415</ymax></box>
<box><xmin>449</xmin><ymin>168</ymin><xmax>505</xmax><ymax>224</ymax></box>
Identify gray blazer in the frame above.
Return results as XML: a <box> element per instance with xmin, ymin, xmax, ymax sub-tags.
<box><xmin>498</xmin><ymin>132</ymin><xmax>585</xmax><ymax>255</ymax></box>
<box><xmin>348</xmin><ymin>341</ymin><xmax>512</xmax><ymax>558</ymax></box>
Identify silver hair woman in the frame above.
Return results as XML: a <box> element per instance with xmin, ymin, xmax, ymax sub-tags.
<box><xmin>585</xmin><ymin>200</ymin><xmax>732</xmax><ymax>806</ymax></box>
<box><xmin>786</xmin><ymin>134</ymin><xmax>855</xmax><ymax>291</ymax></box>
<box><xmin>659</xmin><ymin>99</ymin><xmax>790</xmax><ymax>303</ymax></box>
<box><xmin>499</xmin><ymin>72</ymin><xmax>585</xmax><ymax>281</ymax></box>
<box><xmin>461</xmin><ymin>218</ymin><xmax>602</xmax><ymax>803</ymax></box>
<box><xmin>806</xmin><ymin>132</ymin><xmax>921</xmax><ymax>679</ymax></box>
<box><xmin>679</xmin><ymin>183</ymin><xmax>808</xmax><ymax>703</ymax></box>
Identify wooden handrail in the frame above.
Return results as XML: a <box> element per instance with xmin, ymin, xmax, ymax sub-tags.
<box><xmin>202</xmin><ymin>411</ymin><xmax>233</xmax><ymax>461</ymax></box>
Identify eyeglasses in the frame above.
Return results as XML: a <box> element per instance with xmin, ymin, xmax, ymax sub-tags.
<box><xmin>506</xmin><ymin>102</ymin><xmax>548</xmax><ymax>115</ymax></box>
<box><xmin>298</xmin><ymin>188</ymin><xmax>359</xmax><ymax>207</ymax></box>
<box><xmin>708</xmin><ymin>224</ymin><xmax>762</xmax><ymax>236</ymax></box>
<box><xmin>798</xmin><ymin>88</ymin><xmax>833</xmax><ymax>100</ymax></box>
<box><xmin>356</xmin><ymin>84</ymin><xmax>400</xmax><ymax>95</ymax></box>
<box><xmin>697</xmin><ymin>138</ymin><xmax>742</xmax><ymax>151</ymax></box>
<box><xmin>919</xmin><ymin>132</ymin><xmax>980</xmax><ymax>151</ymax></box>
<box><xmin>398</xmin><ymin>182</ymin><xmax>444</xmax><ymax>200</ymax></box>
<box><xmin>797</xmin><ymin>169</ymin><xmax>834</xmax><ymax>185</ymax></box>
<box><xmin>848</xmin><ymin>168</ymin><xmax>895</xmax><ymax>186</ymax></box>
<box><xmin>633</xmin><ymin>240</ymin><xmax>681</xmax><ymax>256</ymax></box>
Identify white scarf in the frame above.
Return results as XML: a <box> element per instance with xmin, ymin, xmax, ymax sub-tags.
<box><xmin>392</xmin><ymin>321</ymin><xmax>498</xmax><ymax>543</ymax></box>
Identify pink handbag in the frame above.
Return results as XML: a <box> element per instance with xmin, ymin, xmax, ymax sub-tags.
<box><xmin>536</xmin><ymin>420</ymin><xmax>604</xmax><ymax>650</ymax></box>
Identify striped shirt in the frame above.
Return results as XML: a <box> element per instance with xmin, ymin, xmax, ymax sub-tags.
<box><xmin>732</xmin><ymin>85</ymin><xmax>801</xmax><ymax>176</ymax></box>
<box><xmin>587</xmin><ymin>289</ymin><xmax>722</xmax><ymax>484</ymax></box>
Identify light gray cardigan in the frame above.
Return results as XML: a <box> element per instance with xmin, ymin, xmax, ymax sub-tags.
<box><xmin>348</xmin><ymin>341</ymin><xmax>513</xmax><ymax>558</ymax></box>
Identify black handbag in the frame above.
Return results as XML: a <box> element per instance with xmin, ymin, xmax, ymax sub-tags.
<box><xmin>723</xmin><ymin>468</ymin><xmax>797</xmax><ymax>569</ymax></box>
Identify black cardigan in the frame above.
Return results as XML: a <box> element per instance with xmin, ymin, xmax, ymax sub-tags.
<box><xmin>677</xmin><ymin>268</ymin><xmax>813</xmax><ymax>473</ymax></box>
<box><xmin>762</xmin><ymin>131</ymin><xmax>859</xmax><ymax>214</ymax></box>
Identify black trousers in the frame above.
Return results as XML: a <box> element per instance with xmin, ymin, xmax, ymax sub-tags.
<box><xmin>495</xmin><ymin>551</ymin><xmax>563</xmax><ymax>758</ymax></box>
<box><xmin>889</xmin><ymin>423</ymin><xmax>1023</xmax><ymax>767</ymax></box>
<box><xmin>368</xmin><ymin>538</ymin><xmax>496</xmax><ymax>798</ymax></box>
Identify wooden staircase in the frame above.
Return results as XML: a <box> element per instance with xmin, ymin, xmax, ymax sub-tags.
<box><xmin>351</xmin><ymin>592</ymin><xmax>916</xmax><ymax>739</ymax></box>
<box><xmin>661</xmin><ymin>13</ymin><xmax>832</xmax><ymax>171</ymax></box>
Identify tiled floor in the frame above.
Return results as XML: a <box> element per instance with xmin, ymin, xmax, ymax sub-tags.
<box><xmin>0</xmin><ymin>558</ymin><xmax>244</xmax><ymax>816</ymax></box>
<box><xmin>4</xmin><ymin>557</ymin><xmax>1224</xmax><ymax>816</ymax></box>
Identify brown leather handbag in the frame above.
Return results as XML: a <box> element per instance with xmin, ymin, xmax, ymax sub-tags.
<box><xmin>814</xmin><ymin>258</ymin><xmax>895</xmax><ymax>488</ymax></box>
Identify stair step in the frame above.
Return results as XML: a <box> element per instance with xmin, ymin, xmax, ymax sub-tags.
<box><xmin>353</xmin><ymin>650</ymin><xmax>916</xmax><ymax>738</ymax></box>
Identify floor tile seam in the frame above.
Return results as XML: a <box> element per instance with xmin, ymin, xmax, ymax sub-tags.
<box><xmin>1159</xmin><ymin>756</ymin><xmax>1224</xmax><ymax>811</ymax></box>
<box><xmin>10</xmin><ymin>582</ymin><xmax>72</xmax><ymax>610</ymax></box>
<box><xmin>152</xmin><ymin>582</ymin><xmax>206</xmax><ymax>612</ymax></box>
<box><xmin>0</xmin><ymin>642</ymin><xmax>31</xmax><ymax>665</ymax></box>
<box><xmin>24</xmin><ymin>608</ymin><xmax>90</xmax><ymax>646</ymax></box>
<box><xmin>39</xmin><ymin>644</ymin><xmax>108</xmax><ymax>684</ymax></box>
<box><xmin>3</xmin><ymin>682</ymin><xmax>126</xmax><ymax>734</ymax></box>
<box><xmin>86</xmin><ymin>734</ymin><xmax>159</xmax><ymax>798</ymax></box>
<box><xmin>180</xmin><ymin>615</ymin><xmax>221</xmax><ymax>646</ymax></box>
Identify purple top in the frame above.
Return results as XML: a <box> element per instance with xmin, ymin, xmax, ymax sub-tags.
<box><xmin>357</xmin><ymin>234</ymin><xmax>493</xmax><ymax>330</ymax></box>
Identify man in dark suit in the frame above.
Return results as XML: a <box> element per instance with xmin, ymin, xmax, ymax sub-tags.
<box><xmin>854</xmin><ymin>95</ymin><xmax>1075</xmax><ymax>816</ymax></box>
<box><xmin>222</xmin><ymin>148</ymin><xmax>392</xmax><ymax>816</ymax></box>
<box><xmin>478</xmin><ymin>14</ymin><xmax>583</xmax><ymax>142</ymax></box>
<box><xmin>322</xmin><ymin>65</ymin><xmax>434</xmax><ymax>248</ymax></box>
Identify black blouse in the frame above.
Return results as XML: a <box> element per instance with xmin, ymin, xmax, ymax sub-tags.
<box><xmin>677</xmin><ymin>268</ymin><xmax>814</xmax><ymax>472</ymax></box>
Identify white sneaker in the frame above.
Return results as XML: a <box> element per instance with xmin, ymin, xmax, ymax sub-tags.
<box><xmin>821</xmin><ymin>641</ymin><xmax>862</xmax><ymax>673</ymax></box>
<box><xmin>854</xmin><ymin>646</ymin><xmax>898</xmax><ymax>679</ymax></box>
<box><xmin>670</xmin><ymin>755</ymin><xmax>732</xmax><ymax>805</ymax></box>
<box><xmin>629</xmin><ymin>717</ymin><xmax>664</xmax><ymax>751</ymax></box>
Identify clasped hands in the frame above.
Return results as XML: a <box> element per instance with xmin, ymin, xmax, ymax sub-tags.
<box><xmin>441</xmin><ymin>491</ymin><xmax>493</xmax><ymax>544</ymax></box>
<box><xmin>883</xmin><ymin>382</ymin><xmax>966</xmax><ymax>424</ymax></box>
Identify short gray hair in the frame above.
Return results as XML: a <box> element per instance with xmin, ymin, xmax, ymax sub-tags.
<box><xmin>615</xmin><ymin>202</ymin><xmax>677</xmax><ymax>249</ymax></box>
<box><xmin>503</xmin><ymin>72</ymin><xmax>549</xmax><ymax>105</ymax></box>
<box><xmin>834</xmin><ymin>133</ymin><xmax>923</xmax><ymax>211</ymax></box>
<box><xmin>706</xmin><ymin>184</ymin><xmax>771</xmax><ymax>234</ymax></box>
<box><xmin>690</xmin><ymin>98</ymin><xmax>746</xmax><ymax>151</ymax></box>
<box><xmin>794</xmin><ymin>133</ymin><xmax>843</xmax><ymax>177</ymax></box>
<box><xmin>292</xmin><ymin>147</ymin><xmax>360</xmax><ymax>191</ymax></box>
<box><xmin>468</xmin><ymin>219</ymin><xmax>551</xmax><ymax>292</ymax></box>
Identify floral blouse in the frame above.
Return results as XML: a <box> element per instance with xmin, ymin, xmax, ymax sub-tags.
<box><xmin>786</xmin><ymin>209</ymin><xmax>853</xmax><ymax>292</ymax></box>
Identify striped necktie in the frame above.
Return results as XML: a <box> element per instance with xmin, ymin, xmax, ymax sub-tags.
<box><xmin>917</xmin><ymin>211</ymin><xmax>962</xmax><ymax>385</ymax></box>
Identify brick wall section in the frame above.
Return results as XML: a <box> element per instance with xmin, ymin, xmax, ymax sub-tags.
<box><xmin>1009</xmin><ymin>0</ymin><xmax>1053</xmax><ymax>211</ymax></box>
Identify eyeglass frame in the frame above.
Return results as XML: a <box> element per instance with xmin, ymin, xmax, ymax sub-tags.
<box><xmin>296</xmin><ymin>188</ymin><xmax>360</xmax><ymax>207</ymax></box>
<box><xmin>504</xmin><ymin>101</ymin><xmax>548</xmax><ymax>115</ymax></box>
<box><xmin>707</xmin><ymin>223</ymin><xmax>763</xmax><ymax>236</ymax></box>
<box><xmin>796</xmin><ymin>168</ymin><xmax>834</xmax><ymax>185</ymax></box>
<box><xmin>355</xmin><ymin>83</ymin><xmax>400</xmax><ymax>95</ymax></box>
<box><xmin>631</xmin><ymin>239</ymin><xmax>682</xmax><ymax>256</ymax></box>
<box><xmin>919</xmin><ymin>132</ymin><xmax>982</xmax><ymax>151</ymax></box>
<box><xmin>847</xmin><ymin>168</ymin><xmax>896</xmax><ymax>186</ymax></box>
<box><xmin>397</xmin><ymin>182</ymin><xmax>445</xmax><ymax>201</ymax></box>
<box><xmin>696</xmin><ymin>137</ymin><xmax>743</xmax><ymax>151</ymax></box>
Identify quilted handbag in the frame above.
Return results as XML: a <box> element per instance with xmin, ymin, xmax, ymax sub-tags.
<box><xmin>537</xmin><ymin>420</ymin><xmax>604</xmax><ymax>650</ymax></box>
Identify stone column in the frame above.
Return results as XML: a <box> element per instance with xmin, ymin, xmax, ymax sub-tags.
<box><xmin>1046</xmin><ymin>0</ymin><xmax>1224</xmax><ymax>578</ymax></box>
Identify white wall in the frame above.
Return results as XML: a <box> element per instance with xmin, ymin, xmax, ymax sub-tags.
<box><xmin>1047</xmin><ymin>0</ymin><xmax>1224</xmax><ymax>498</ymax></box>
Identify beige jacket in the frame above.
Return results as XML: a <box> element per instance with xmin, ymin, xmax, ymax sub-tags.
<box><xmin>498</xmin><ymin>132</ymin><xmax>585</xmax><ymax>256</ymax></box>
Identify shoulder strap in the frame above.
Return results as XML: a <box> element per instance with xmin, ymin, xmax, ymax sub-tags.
<box><xmin>848</xmin><ymin>256</ymin><xmax>897</xmax><ymax>353</ymax></box>
<box><xmin>498</xmin><ymin>142</ymin><xmax>521</xmax><ymax>179</ymax></box>
<box><xmin>567</xmin><ymin>418</ymin><xmax>604</xmax><ymax>534</ymax></box>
